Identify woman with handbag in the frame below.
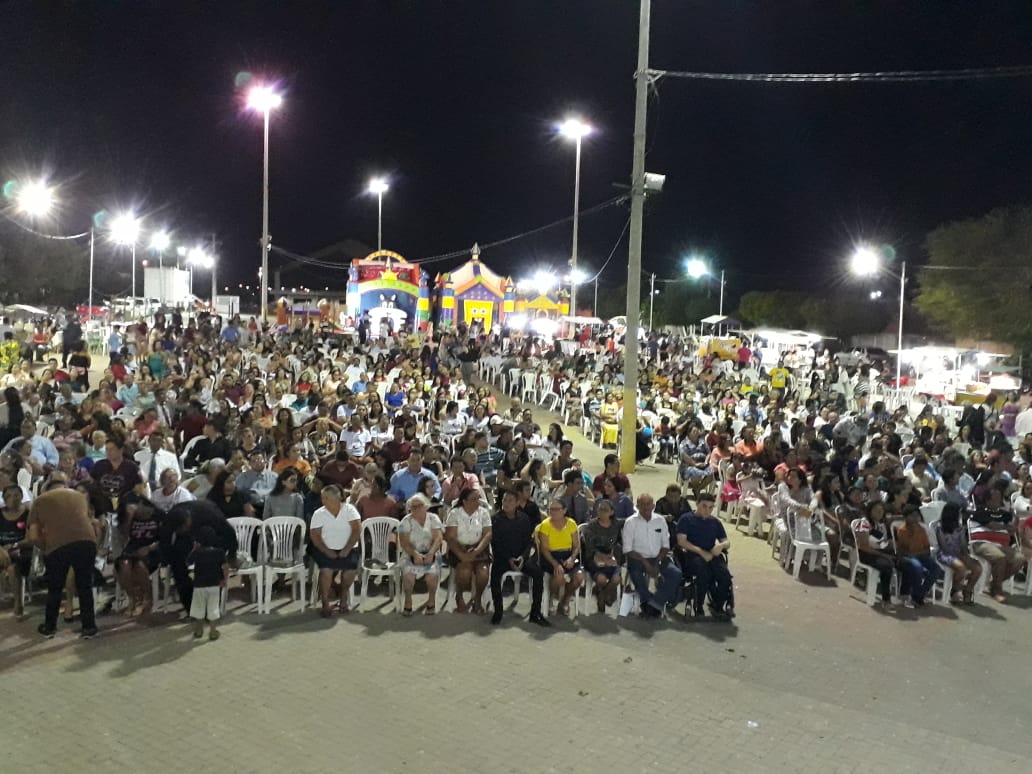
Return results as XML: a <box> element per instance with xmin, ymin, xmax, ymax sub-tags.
<box><xmin>582</xmin><ymin>499</ymin><xmax>623</xmax><ymax>613</ymax></box>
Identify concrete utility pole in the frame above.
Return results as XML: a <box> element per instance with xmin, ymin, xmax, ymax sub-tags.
<box><xmin>619</xmin><ymin>0</ymin><xmax>651</xmax><ymax>474</ymax></box>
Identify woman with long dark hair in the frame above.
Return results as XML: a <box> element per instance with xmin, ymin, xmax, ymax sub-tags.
<box><xmin>0</xmin><ymin>387</ymin><xmax>24</xmax><ymax>448</ymax></box>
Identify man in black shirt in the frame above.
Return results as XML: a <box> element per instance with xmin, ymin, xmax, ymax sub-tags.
<box><xmin>490</xmin><ymin>491</ymin><xmax>549</xmax><ymax>627</ymax></box>
<box><xmin>160</xmin><ymin>500</ymin><xmax>238</xmax><ymax>612</ymax></box>
<box><xmin>511</xmin><ymin>481</ymin><xmax>541</xmax><ymax>524</ymax></box>
<box><xmin>185</xmin><ymin>420</ymin><xmax>233</xmax><ymax>469</ymax></box>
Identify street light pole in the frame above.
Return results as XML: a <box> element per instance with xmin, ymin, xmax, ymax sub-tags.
<box><xmin>570</xmin><ymin>133</ymin><xmax>583</xmax><ymax>317</ymax></box>
<box><xmin>260</xmin><ymin>106</ymin><xmax>271</xmax><ymax>321</ymax></box>
<box><xmin>131</xmin><ymin>242</ymin><xmax>137</xmax><ymax>318</ymax></box>
<box><xmin>211</xmin><ymin>233</ymin><xmax>219</xmax><ymax>310</ymax></box>
<box><xmin>620</xmin><ymin>0</ymin><xmax>650</xmax><ymax>475</ymax></box>
<box><xmin>719</xmin><ymin>269</ymin><xmax>726</xmax><ymax>316</ymax></box>
<box><xmin>88</xmin><ymin>229</ymin><xmax>95</xmax><ymax>322</ymax></box>
<box><xmin>368</xmin><ymin>178</ymin><xmax>389</xmax><ymax>252</ymax></box>
<box><xmin>896</xmin><ymin>260</ymin><xmax>906</xmax><ymax>392</ymax></box>
<box><xmin>649</xmin><ymin>272</ymin><xmax>656</xmax><ymax>330</ymax></box>
<box><xmin>377</xmin><ymin>189</ymin><xmax>383</xmax><ymax>251</ymax></box>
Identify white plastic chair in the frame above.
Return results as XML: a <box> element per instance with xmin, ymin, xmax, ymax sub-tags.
<box><xmin>180</xmin><ymin>434</ymin><xmax>204</xmax><ymax>473</ymax></box>
<box><xmin>925</xmin><ymin>520</ymin><xmax>954</xmax><ymax>603</ymax></box>
<box><xmin>520</xmin><ymin>372</ymin><xmax>539</xmax><ymax>404</ymax></box>
<box><xmin>227</xmin><ymin>516</ymin><xmax>267</xmax><ymax>614</ymax></box>
<box><xmin>498</xmin><ymin>569</ymin><xmax>526</xmax><ymax>608</ymax></box>
<box><xmin>578</xmin><ymin>523</ymin><xmax>622</xmax><ymax>615</ymax></box>
<box><xmin>788</xmin><ymin>513</ymin><xmax>832</xmax><ymax>581</ymax></box>
<box><xmin>506</xmin><ymin>368</ymin><xmax>522</xmax><ymax>397</ymax></box>
<box><xmin>849</xmin><ymin>523</ymin><xmax>898</xmax><ymax>606</ymax></box>
<box><xmin>359</xmin><ymin>516</ymin><xmax>401</xmax><ymax>612</ymax></box>
<box><xmin>263</xmin><ymin>517</ymin><xmax>307</xmax><ymax>611</ymax></box>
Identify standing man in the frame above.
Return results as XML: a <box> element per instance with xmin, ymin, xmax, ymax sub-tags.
<box><xmin>622</xmin><ymin>494</ymin><xmax>682</xmax><ymax>619</ymax></box>
<box><xmin>676</xmin><ymin>493</ymin><xmax>733</xmax><ymax>621</ymax></box>
<box><xmin>28</xmin><ymin>483</ymin><xmax>100</xmax><ymax>639</ymax></box>
<box><xmin>489</xmin><ymin>491</ymin><xmax>549</xmax><ymax>627</ymax></box>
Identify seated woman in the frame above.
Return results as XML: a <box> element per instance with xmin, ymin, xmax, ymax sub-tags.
<box><xmin>582</xmin><ymin>499</ymin><xmax>623</xmax><ymax>613</ymax></box>
<box><xmin>444</xmin><ymin>487</ymin><xmax>492</xmax><ymax>614</ymax></box>
<box><xmin>309</xmin><ymin>484</ymin><xmax>362</xmax><ymax>617</ymax></box>
<box><xmin>262</xmin><ymin>467</ymin><xmax>305</xmax><ymax>521</ymax></box>
<box><xmin>114</xmin><ymin>495</ymin><xmax>163</xmax><ymax>617</ymax></box>
<box><xmin>535</xmin><ymin>499</ymin><xmax>584</xmax><ymax>617</ymax></box>
<box><xmin>738</xmin><ymin>460</ymin><xmax>771</xmax><ymax>539</ymax></box>
<box><xmin>933</xmin><ymin>502</ymin><xmax>982</xmax><ymax>604</ymax></box>
<box><xmin>356</xmin><ymin>474</ymin><xmax>398</xmax><ymax>520</ymax></box>
<box><xmin>593</xmin><ymin>477</ymin><xmax>635</xmax><ymax>521</ymax></box>
<box><xmin>397</xmin><ymin>493</ymin><xmax>443</xmax><ymax>615</ymax></box>
<box><xmin>206</xmin><ymin>470</ymin><xmax>256</xmax><ymax>519</ymax></box>
<box><xmin>0</xmin><ymin>484</ymin><xmax>32</xmax><ymax>619</ymax></box>
<box><xmin>852</xmin><ymin>500</ymin><xmax>897</xmax><ymax>609</ymax></box>
<box><xmin>598</xmin><ymin>394</ymin><xmax>620</xmax><ymax>449</ymax></box>
<box><xmin>894</xmin><ymin>505</ymin><xmax>942</xmax><ymax>608</ymax></box>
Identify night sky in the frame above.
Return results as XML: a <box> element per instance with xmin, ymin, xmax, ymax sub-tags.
<box><xmin>4</xmin><ymin>1</ymin><xmax>1032</xmax><ymax>306</ymax></box>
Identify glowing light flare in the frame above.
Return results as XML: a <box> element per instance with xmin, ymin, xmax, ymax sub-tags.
<box><xmin>15</xmin><ymin>180</ymin><xmax>55</xmax><ymax>217</ymax></box>
<box><xmin>188</xmin><ymin>247</ymin><xmax>213</xmax><ymax>268</ymax></box>
<box><xmin>569</xmin><ymin>268</ymin><xmax>590</xmax><ymax>284</ymax></box>
<box><xmin>850</xmin><ymin>246</ymin><xmax>880</xmax><ymax>276</ymax></box>
<box><xmin>150</xmin><ymin>231</ymin><xmax>171</xmax><ymax>252</ymax></box>
<box><xmin>110</xmin><ymin>213</ymin><xmax>141</xmax><ymax>246</ymax></box>
<box><xmin>368</xmin><ymin>177</ymin><xmax>389</xmax><ymax>195</ymax></box>
<box><xmin>247</xmin><ymin>85</ymin><xmax>283</xmax><ymax>113</ymax></box>
<box><xmin>558</xmin><ymin>118</ymin><xmax>593</xmax><ymax>140</ymax></box>
<box><xmin>684</xmin><ymin>257</ymin><xmax>709</xmax><ymax>279</ymax></box>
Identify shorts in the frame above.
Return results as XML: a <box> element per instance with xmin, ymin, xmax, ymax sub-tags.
<box><xmin>543</xmin><ymin>550</ymin><xmax>580</xmax><ymax>576</ymax></box>
<box><xmin>971</xmin><ymin>541</ymin><xmax>1016</xmax><ymax>564</ymax></box>
<box><xmin>402</xmin><ymin>557</ymin><xmax>441</xmax><ymax>578</ymax></box>
<box><xmin>311</xmin><ymin>547</ymin><xmax>359</xmax><ymax>572</ymax></box>
<box><xmin>586</xmin><ymin>564</ymin><xmax>621</xmax><ymax>580</ymax></box>
<box><xmin>116</xmin><ymin>549</ymin><xmax>161</xmax><ymax>575</ymax></box>
<box><xmin>447</xmin><ymin>545</ymin><xmax>492</xmax><ymax>568</ymax></box>
<box><xmin>190</xmin><ymin>586</ymin><xmax>222</xmax><ymax>621</ymax></box>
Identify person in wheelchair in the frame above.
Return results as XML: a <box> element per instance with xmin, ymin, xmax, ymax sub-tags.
<box><xmin>676</xmin><ymin>493</ymin><xmax>734</xmax><ymax>621</ymax></box>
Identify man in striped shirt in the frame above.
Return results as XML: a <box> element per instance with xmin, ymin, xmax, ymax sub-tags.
<box><xmin>472</xmin><ymin>432</ymin><xmax>504</xmax><ymax>487</ymax></box>
<box><xmin>968</xmin><ymin>485</ymin><xmax>1023</xmax><ymax>602</ymax></box>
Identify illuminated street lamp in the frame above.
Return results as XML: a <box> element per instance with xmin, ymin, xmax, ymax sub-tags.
<box><xmin>558</xmin><ymin>117</ymin><xmax>592</xmax><ymax>317</ymax></box>
<box><xmin>683</xmin><ymin>256</ymin><xmax>726</xmax><ymax>315</ymax></box>
<box><xmin>850</xmin><ymin>244</ymin><xmax>905</xmax><ymax>396</ymax></box>
<box><xmin>111</xmin><ymin>213</ymin><xmax>141</xmax><ymax>315</ymax></box>
<box><xmin>368</xmin><ymin>177</ymin><xmax>389</xmax><ymax>251</ymax></box>
<box><xmin>247</xmin><ymin>83</ymin><xmax>283</xmax><ymax>320</ymax></box>
<box><xmin>14</xmin><ymin>180</ymin><xmax>55</xmax><ymax>217</ymax></box>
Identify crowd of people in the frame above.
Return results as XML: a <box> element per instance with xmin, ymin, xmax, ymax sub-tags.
<box><xmin>1</xmin><ymin>309</ymin><xmax>1031</xmax><ymax>642</ymax></box>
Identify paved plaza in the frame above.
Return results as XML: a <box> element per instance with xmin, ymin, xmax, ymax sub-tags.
<box><xmin>2</xmin><ymin>397</ymin><xmax>1031</xmax><ymax>773</ymax></box>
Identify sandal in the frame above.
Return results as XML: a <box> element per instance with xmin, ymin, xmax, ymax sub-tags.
<box><xmin>338</xmin><ymin>601</ymin><xmax>351</xmax><ymax>615</ymax></box>
<box><xmin>402</xmin><ymin>607</ymin><xmax>413</xmax><ymax>617</ymax></box>
<box><xmin>424</xmin><ymin>606</ymin><xmax>436</xmax><ymax>616</ymax></box>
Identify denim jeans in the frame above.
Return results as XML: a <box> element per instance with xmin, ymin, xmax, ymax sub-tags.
<box><xmin>898</xmin><ymin>554</ymin><xmax>942</xmax><ymax>603</ymax></box>
<box><xmin>627</xmin><ymin>557</ymin><xmax>683</xmax><ymax>612</ymax></box>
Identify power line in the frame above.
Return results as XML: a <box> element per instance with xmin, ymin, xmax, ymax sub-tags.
<box><xmin>270</xmin><ymin>194</ymin><xmax>630</xmax><ymax>271</ymax></box>
<box><xmin>652</xmin><ymin>64</ymin><xmax>1032</xmax><ymax>84</ymax></box>
<box><xmin>0</xmin><ymin>210</ymin><xmax>90</xmax><ymax>240</ymax></box>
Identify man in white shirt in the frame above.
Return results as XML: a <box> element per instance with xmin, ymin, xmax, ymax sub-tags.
<box><xmin>149</xmin><ymin>469</ymin><xmax>195</xmax><ymax>511</ymax></box>
<box><xmin>1015</xmin><ymin>405</ymin><xmax>1032</xmax><ymax>439</ymax></box>
<box><xmin>622</xmin><ymin>494</ymin><xmax>683</xmax><ymax>618</ymax></box>
<box><xmin>339</xmin><ymin>417</ymin><xmax>373</xmax><ymax>464</ymax></box>
<box><xmin>134</xmin><ymin>431</ymin><xmax>182</xmax><ymax>490</ymax></box>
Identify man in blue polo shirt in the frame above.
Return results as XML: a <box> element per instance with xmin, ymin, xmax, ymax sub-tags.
<box><xmin>389</xmin><ymin>449</ymin><xmax>441</xmax><ymax>501</ymax></box>
<box><xmin>676</xmin><ymin>493</ymin><xmax>733</xmax><ymax>621</ymax></box>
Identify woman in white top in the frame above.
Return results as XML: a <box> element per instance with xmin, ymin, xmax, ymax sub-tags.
<box><xmin>774</xmin><ymin>468</ymin><xmax>816</xmax><ymax>553</ymax></box>
<box><xmin>444</xmin><ymin>487</ymin><xmax>492</xmax><ymax>614</ymax></box>
<box><xmin>310</xmin><ymin>484</ymin><xmax>362</xmax><ymax>617</ymax></box>
<box><xmin>149</xmin><ymin>469</ymin><xmax>195</xmax><ymax>511</ymax></box>
<box><xmin>397</xmin><ymin>493</ymin><xmax>444</xmax><ymax>615</ymax></box>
